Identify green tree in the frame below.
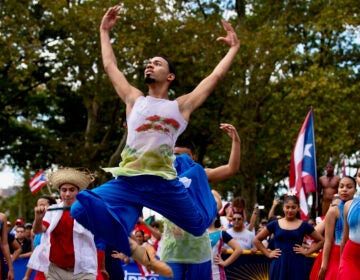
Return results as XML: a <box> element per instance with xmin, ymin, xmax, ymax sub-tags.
<box><xmin>0</xmin><ymin>0</ymin><xmax>359</xmax><ymax>221</ymax></box>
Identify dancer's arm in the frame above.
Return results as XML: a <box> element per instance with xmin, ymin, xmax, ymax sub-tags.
<box><xmin>215</xmin><ymin>236</ymin><xmax>242</xmax><ymax>267</ymax></box>
<box><xmin>206</xmin><ymin>123</ymin><xmax>240</xmax><ymax>183</ymax></box>
<box><xmin>178</xmin><ymin>20</ymin><xmax>240</xmax><ymax>120</ymax></box>
<box><xmin>318</xmin><ymin>206</ymin><xmax>337</xmax><ymax>279</ymax></box>
<box><xmin>340</xmin><ymin>200</ymin><xmax>351</xmax><ymax>255</ymax></box>
<box><xmin>100</xmin><ymin>5</ymin><xmax>142</xmax><ymax>110</ymax></box>
<box><xmin>254</xmin><ymin>227</ymin><xmax>281</xmax><ymax>258</ymax></box>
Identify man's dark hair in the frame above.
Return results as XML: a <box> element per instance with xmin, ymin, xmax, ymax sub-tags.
<box><xmin>156</xmin><ymin>55</ymin><xmax>176</xmax><ymax>76</ymax></box>
<box><xmin>175</xmin><ymin>138</ymin><xmax>196</xmax><ymax>154</ymax></box>
<box><xmin>232</xmin><ymin>196</ymin><xmax>246</xmax><ymax>208</ymax></box>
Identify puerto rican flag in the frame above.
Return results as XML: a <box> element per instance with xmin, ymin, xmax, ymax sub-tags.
<box><xmin>29</xmin><ymin>170</ymin><xmax>47</xmax><ymax>194</ymax></box>
<box><xmin>289</xmin><ymin>109</ymin><xmax>317</xmax><ymax>219</ymax></box>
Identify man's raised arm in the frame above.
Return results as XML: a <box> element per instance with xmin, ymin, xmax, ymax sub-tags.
<box><xmin>100</xmin><ymin>5</ymin><xmax>142</xmax><ymax>109</ymax></box>
<box><xmin>178</xmin><ymin>20</ymin><xmax>240</xmax><ymax>120</ymax></box>
<box><xmin>205</xmin><ymin>123</ymin><xmax>241</xmax><ymax>183</ymax></box>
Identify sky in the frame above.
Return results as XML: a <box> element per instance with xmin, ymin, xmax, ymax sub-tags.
<box><xmin>0</xmin><ymin>166</ymin><xmax>22</xmax><ymax>189</ymax></box>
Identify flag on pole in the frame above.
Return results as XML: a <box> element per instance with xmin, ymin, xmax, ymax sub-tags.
<box><xmin>29</xmin><ymin>170</ymin><xmax>47</xmax><ymax>194</ymax></box>
<box><xmin>289</xmin><ymin>109</ymin><xmax>317</xmax><ymax>219</ymax></box>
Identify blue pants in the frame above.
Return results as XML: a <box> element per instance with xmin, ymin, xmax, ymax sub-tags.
<box><xmin>158</xmin><ymin>261</ymin><xmax>212</xmax><ymax>280</ymax></box>
<box><xmin>71</xmin><ymin>155</ymin><xmax>217</xmax><ymax>256</ymax></box>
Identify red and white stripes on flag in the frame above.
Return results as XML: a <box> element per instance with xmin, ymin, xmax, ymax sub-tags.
<box><xmin>136</xmin><ymin>261</ymin><xmax>155</xmax><ymax>277</ymax></box>
<box><xmin>289</xmin><ymin>109</ymin><xmax>317</xmax><ymax>220</ymax></box>
<box><xmin>29</xmin><ymin>170</ymin><xmax>47</xmax><ymax>194</ymax></box>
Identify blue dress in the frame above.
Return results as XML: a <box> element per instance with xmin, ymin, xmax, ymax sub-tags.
<box><xmin>266</xmin><ymin>220</ymin><xmax>314</xmax><ymax>280</ymax></box>
<box><xmin>338</xmin><ymin>197</ymin><xmax>360</xmax><ymax>279</ymax></box>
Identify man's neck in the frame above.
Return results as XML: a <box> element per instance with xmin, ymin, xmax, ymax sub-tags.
<box><xmin>147</xmin><ymin>83</ymin><xmax>170</xmax><ymax>99</ymax></box>
<box><xmin>233</xmin><ymin>227</ymin><xmax>244</xmax><ymax>233</ymax></box>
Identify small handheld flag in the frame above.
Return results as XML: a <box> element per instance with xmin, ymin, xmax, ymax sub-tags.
<box><xmin>29</xmin><ymin>170</ymin><xmax>47</xmax><ymax>194</ymax></box>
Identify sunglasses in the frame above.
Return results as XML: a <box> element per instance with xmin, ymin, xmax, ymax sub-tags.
<box><xmin>232</xmin><ymin>217</ymin><xmax>243</xmax><ymax>221</ymax></box>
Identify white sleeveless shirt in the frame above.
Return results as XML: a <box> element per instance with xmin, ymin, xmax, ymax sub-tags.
<box><xmin>104</xmin><ymin>96</ymin><xmax>188</xmax><ymax>180</ymax></box>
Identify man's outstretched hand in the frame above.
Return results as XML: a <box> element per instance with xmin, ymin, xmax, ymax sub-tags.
<box><xmin>100</xmin><ymin>5</ymin><xmax>122</xmax><ymax>32</ymax></box>
<box><xmin>216</xmin><ymin>20</ymin><xmax>240</xmax><ymax>48</ymax></box>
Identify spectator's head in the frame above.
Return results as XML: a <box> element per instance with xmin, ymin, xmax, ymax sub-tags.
<box><xmin>257</xmin><ymin>220</ymin><xmax>267</xmax><ymax>234</ymax></box>
<box><xmin>15</xmin><ymin>225</ymin><xmax>25</xmax><ymax>239</ymax></box>
<box><xmin>134</xmin><ymin>230</ymin><xmax>145</xmax><ymax>246</ymax></box>
<box><xmin>231</xmin><ymin>211</ymin><xmax>245</xmax><ymax>232</ymax></box>
<box><xmin>174</xmin><ymin>139</ymin><xmax>196</xmax><ymax>160</ymax></box>
<box><xmin>325</xmin><ymin>161</ymin><xmax>335</xmax><ymax>175</ymax></box>
<box><xmin>232</xmin><ymin>196</ymin><xmax>246</xmax><ymax>213</ymax></box>
<box><xmin>48</xmin><ymin>168</ymin><xmax>94</xmax><ymax>206</ymax></box>
<box><xmin>14</xmin><ymin>218</ymin><xmax>24</xmax><ymax>227</ymax></box>
<box><xmin>229</xmin><ymin>197</ymin><xmax>246</xmax><ymax>222</ymax></box>
<box><xmin>37</xmin><ymin>195</ymin><xmax>57</xmax><ymax>209</ymax></box>
<box><xmin>260</xmin><ymin>218</ymin><xmax>268</xmax><ymax>226</ymax></box>
<box><xmin>25</xmin><ymin>223</ymin><xmax>32</xmax><ymax>229</ymax></box>
<box><xmin>150</xmin><ymin>221</ymin><xmax>159</xmax><ymax>229</ymax></box>
<box><xmin>219</xmin><ymin>202</ymin><xmax>231</xmax><ymax>216</ymax></box>
<box><xmin>24</xmin><ymin>223</ymin><xmax>33</xmax><ymax>239</ymax></box>
<box><xmin>283</xmin><ymin>194</ymin><xmax>300</xmax><ymax>220</ymax></box>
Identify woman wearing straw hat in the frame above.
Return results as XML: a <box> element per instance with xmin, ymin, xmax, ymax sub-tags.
<box><xmin>27</xmin><ymin>168</ymin><xmax>100</xmax><ymax>280</ymax></box>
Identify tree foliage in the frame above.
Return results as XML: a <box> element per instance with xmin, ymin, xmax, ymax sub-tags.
<box><xmin>0</xmin><ymin>0</ymin><xmax>359</xmax><ymax>221</ymax></box>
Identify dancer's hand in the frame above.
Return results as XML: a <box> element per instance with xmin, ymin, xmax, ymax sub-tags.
<box><xmin>293</xmin><ymin>244</ymin><xmax>307</xmax><ymax>255</ymax></box>
<box><xmin>267</xmin><ymin>248</ymin><xmax>281</xmax><ymax>258</ymax></box>
<box><xmin>219</xmin><ymin>123</ymin><xmax>240</xmax><ymax>142</ymax></box>
<box><xmin>318</xmin><ymin>266</ymin><xmax>328</xmax><ymax>280</ymax></box>
<box><xmin>214</xmin><ymin>254</ymin><xmax>226</xmax><ymax>267</ymax></box>
<box><xmin>216</xmin><ymin>20</ymin><xmax>240</xmax><ymax>48</ymax></box>
<box><xmin>100</xmin><ymin>5</ymin><xmax>122</xmax><ymax>31</ymax></box>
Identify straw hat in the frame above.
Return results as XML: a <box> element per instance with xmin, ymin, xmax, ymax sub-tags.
<box><xmin>48</xmin><ymin>168</ymin><xmax>94</xmax><ymax>190</ymax></box>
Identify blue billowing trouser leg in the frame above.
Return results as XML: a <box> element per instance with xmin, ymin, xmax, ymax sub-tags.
<box><xmin>71</xmin><ymin>164</ymin><xmax>216</xmax><ymax>256</ymax></box>
<box><xmin>71</xmin><ymin>180</ymin><xmax>142</xmax><ymax>256</ymax></box>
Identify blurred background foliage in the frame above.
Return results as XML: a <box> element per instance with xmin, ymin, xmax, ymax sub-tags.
<box><xmin>0</xmin><ymin>0</ymin><xmax>359</xmax><ymax>222</ymax></box>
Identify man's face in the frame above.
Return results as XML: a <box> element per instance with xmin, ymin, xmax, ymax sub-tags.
<box><xmin>232</xmin><ymin>214</ymin><xmax>244</xmax><ymax>231</ymax></box>
<box><xmin>15</xmin><ymin>227</ymin><xmax>25</xmax><ymax>239</ymax></box>
<box><xmin>326</xmin><ymin>165</ymin><xmax>334</xmax><ymax>175</ymax></box>
<box><xmin>144</xmin><ymin>57</ymin><xmax>172</xmax><ymax>84</ymax></box>
<box><xmin>59</xmin><ymin>183</ymin><xmax>79</xmax><ymax>206</ymax></box>
<box><xmin>24</xmin><ymin>228</ymin><xmax>32</xmax><ymax>238</ymax></box>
